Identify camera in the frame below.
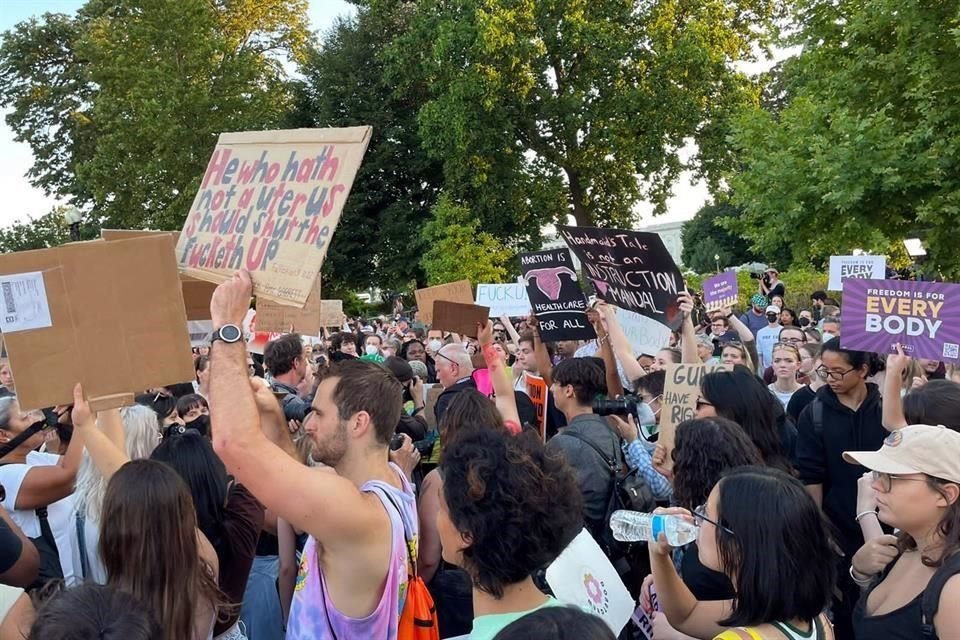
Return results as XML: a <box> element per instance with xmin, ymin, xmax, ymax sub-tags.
<box><xmin>592</xmin><ymin>395</ymin><xmax>642</xmax><ymax>423</ymax></box>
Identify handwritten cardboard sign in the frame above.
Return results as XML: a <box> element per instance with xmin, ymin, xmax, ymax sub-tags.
<box><xmin>414</xmin><ymin>280</ymin><xmax>473</xmax><ymax>325</ymax></box>
<box><xmin>519</xmin><ymin>248</ymin><xmax>595</xmax><ymax>342</ymax></box>
<box><xmin>255</xmin><ymin>277</ymin><xmax>322</xmax><ymax>334</ymax></box>
<box><xmin>101</xmin><ymin>229</ymin><xmax>218</xmax><ymax>321</ymax></box>
<box><xmin>175</xmin><ymin>127</ymin><xmax>372</xmax><ymax>307</ymax></box>
<box><xmin>703</xmin><ymin>271</ymin><xmax>738</xmax><ymax>312</ymax></box>
<box><xmin>525</xmin><ymin>373</ymin><xmax>549</xmax><ymax>442</ymax></box>
<box><xmin>431</xmin><ymin>301</ymin><xmax>490</xmax><ymax>338</ymax></box>
<box><xmin>0</xmin><ymin>236</ymin><xmax>194</xmax><ymax>410</ymax></box>
<box><xmin>475</xmin><ymin>283</ymin><xmax>530</xmax><ymax>318</ymax></box>
<box><xmin>319</xmin><ymin>299</ymin><xmax>344</xmax><ymax>328</ymax></box>
<box><xmin>616</xmin><ymin>307</ymin><xmax>672</xmax><ymax>357</ymax></box>
<box><xmin>558</xmin><ymin>226</ymin><xmax>684</xmax><ymax>330</ymax></box>
<box><xmin>660</xmin><ymin>363</ymin><xmax>731</xmax><ymax>455</ymax></box>
<box><xmin>828</xmin><ymin>255</ymin><xmax>886</xmax><ymax>291</ymax></box>
<box><xmin>841</xmin><ymin>279</ymin><xmax>960</xmax><ymax>362</ymax></box>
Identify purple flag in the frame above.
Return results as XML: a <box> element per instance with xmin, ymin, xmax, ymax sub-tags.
<box><xmin>840</xmin><ymin>279</ymin><xmax>960</xmax><ymax>362</ymax></box>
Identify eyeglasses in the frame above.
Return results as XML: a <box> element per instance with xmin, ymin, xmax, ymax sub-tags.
<box><xmin>815</xmin><ymin>365</ymin><xmax>857</xmax><ymax>381</ymax></box>
<box><xmin>695</xmin><ymin>398</ymin><xmax>714</xmax><ymax>411</ymax></box>
<box><xmin>778</xmin><ymin>335</ymin><xmax>805</xmax><ymax>345</ymax></box>
<box><xmin>872</xmin><ymin>471</ymin><xmax>930</xmax><ymax>493</ymax></box>
<box><xmin>694</xmin><ymin>504</ymin><xmax>736</xmax><ymax>537</ymax></box>
<box><xmin>434</xmin><ymin>351</ymin><xmax>458</xmax><ymax>368</ymax></box>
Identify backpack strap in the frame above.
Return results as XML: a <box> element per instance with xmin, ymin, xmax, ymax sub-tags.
<box><xmin>372</xmin><ymin>486</ymin><xmax>418</xmax><ymax>576</ymax></box>
<box><xmin>811</xmin><ymin>399</ymin><xmax>824</xmax><ymax>441</ymax></box>
<box><xmin>75</xmin><ymin>512</ymin><xmax>90</xmax><ymax>581</ymax></box>
<box><xmin>921</xmin><ymin>552</ymin><xmax>960</xmax><ymax>639</ymax></box>
<box><xmin>559</xmin><ymin>430</ymin><xmax>620</xmax><ymax>476</ymax></box>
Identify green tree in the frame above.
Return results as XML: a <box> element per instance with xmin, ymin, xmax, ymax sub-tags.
<box><xmin>393</xmin><ymin>0</ymin><xmax>778</xmax><ymax>231</ymax></box>
<box><xmin>681</xmin><ymin>203</ymin><xmax>759</xmax><ymax>273</ymax></box>
<box><xmin>421</xmin><ymin>195</ymin><xmax>512</xmax><ymax>285</ymax></box>
<box><xmin>289</xmin><ymin>7</ymin><xmax>443</xmax><ymax>292</ymax></box>
<box><xmin>0</xmin><ymin>0</ymin><xmax>309</xmax><ymax>230</ymax></box>
<box><xmin>728</xmin><ymin>0</ymin><xmax>960</xmax><ymax>276</ymax></box>
<box><xmin>0</xmin><ymin>206</ymin><xmax>98</xmax><ymax>253</ymax></box>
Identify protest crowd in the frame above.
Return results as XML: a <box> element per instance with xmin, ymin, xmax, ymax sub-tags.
<box><xmin>0</xmin><ymin>253</ymin><xmax>959</xmax><ymax>640</ymax></box>
<box><xmin>0</xmin><ymin>127</ymin><xmax>958</xmax><ymax>640</ymax></box>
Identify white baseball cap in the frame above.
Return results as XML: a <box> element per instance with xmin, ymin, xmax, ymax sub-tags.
<box><xmin>766</xmin><ymin>305</ymin><xmax>781</xmax><ymax>314</ymax></box>
<box><xmin>843</xmin><ymin>425</ymin><xmax>960</xmax><ymax>484</ymax></box>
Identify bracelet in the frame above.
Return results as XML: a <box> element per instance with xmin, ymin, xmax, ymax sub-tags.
<box><xmin>849</xmin><ymin>565</ymin><xmax>874</xmax><ymax>586</ymax></box>
<box><xmin>855</xmin><ymin>510</ymin><xmax>878</xmax><ymax>523</ymax></box>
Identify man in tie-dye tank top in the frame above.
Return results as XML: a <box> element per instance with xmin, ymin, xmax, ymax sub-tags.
<box><xmin>208</xmin><ymin>270</ymin><xmax>418</xmax><ymax>639</ymax></box>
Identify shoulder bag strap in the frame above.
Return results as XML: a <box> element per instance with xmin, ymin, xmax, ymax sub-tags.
<box><xmin>75</xmin><ymin>512</ymin><xmax>90</xmax><ymax>580</ymax></box>
<box><xmin>921</xmin><ymin>552</ymin><xmax>960</xmax><ymax>639</ymax></box>
<box><xmin>560</xmin><ymin>430</ymin><xmax>617</xmax><ymax>476</ymax></box>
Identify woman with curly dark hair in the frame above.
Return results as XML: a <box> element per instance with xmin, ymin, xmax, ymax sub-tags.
<box><xmin>438</xmin><ymin>428</ymin><xmax>582</xmax><ymax>640</ymax></box>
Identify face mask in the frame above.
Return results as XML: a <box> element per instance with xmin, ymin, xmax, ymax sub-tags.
<box><xmin>634</xmin><ymin>399</ymin><xmax>660</xmax><ymax>446</ymax></box>
<box><xmin>799</xmin><ymin>317</ymin><xmax>811</xmax><ymax>327</ymax></box>
<box><xmin>822</xmin><ymin>332</ymin><xmax>836</xmax><ymax>343</ymax></box>
<box><xmin>365</xmin><ymin>344</ymin><xmax>379</xmax><ymax>356</ymax></box>
<box><xmin>185</xmin><ymin>415</ymin><xmax>210</xmax><ymax>437</ymax></box>
<box><xmin>428</xmin><ymin>340</ymin><xmax>443</xmax><ymax>352</ymax></box>
<box><xmin>767</xmin><ymin>314</ymin><xmax>779</xmax><ymax>323</ymax></box>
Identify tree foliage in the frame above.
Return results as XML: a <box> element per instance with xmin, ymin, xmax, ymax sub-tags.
<box><xmin>421</xmin><ymin>195</ymin><xmax>512</xmax><ymax>286</ymax></box>
<box><xmin>289</xmin><ymin>6</ymin><xmax>443</xmax><ymax>292</ymax></box>
<box><xmin>393</xmin><ymin>0</ymin><xmax>779</xmax><ymax>231</ymax></box>
<box><xmin>0</xmin><ymin>207</ymin><xmax>98</xmax><ymax>254</ymax></box>
<box><xmin>728</xmin><ymin>0</ymin><xmax>960</xmax><ymax>276</ymax></box>
<box><xmin>0</xmin><ymin>0</ymin><xmax>310</xmax><ymax>230</ymax></box>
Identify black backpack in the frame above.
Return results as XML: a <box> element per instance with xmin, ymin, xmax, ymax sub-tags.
<box><xmin>559</xmin><ymin>429</ymin><xmax>656</xmax><ymax>559</ymax></box>
<box><xmin>921</xmin><ymin>552</ymin><xmax>960</xmax><ymax>639</ymax></box>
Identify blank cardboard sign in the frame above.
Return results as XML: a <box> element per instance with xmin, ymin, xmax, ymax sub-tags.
<box><xmin>414</xmin><ymin>280</ymin><xmax>473</xmax><ymax>325</ymax></box>
<box><xmin>101</xmin><ymin>229</ymin><xmax>217</xmax><ymax>321</ymax></box>
<box><xmin>0</xmin><ymin>236</ymin><xmax>195</xmax><ymax>411</ymax></box>
<box><xmin>431</xmin><ymin>301</ymin><xmax>490</xmax><ymax>338</ymax></box>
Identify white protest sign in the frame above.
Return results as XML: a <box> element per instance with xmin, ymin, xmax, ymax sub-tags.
<box><xmin>616</xmin><ymin>308</ymin><xmax>672</xmax><ymax>357</ymax></box>
<box><xmin>0</xmin><ymin>272</ymin><xmax>53</xmax><ymax>333</ymax></box>
<box><xmin>546</xmin><ymin>528</ymin><xmax>634</xmax><ymax>635</ymax></box>
<box><xmin>828</xmin><ymin>255</ymin><xmax>886</xmax><ymax>291</ymax></box>
<box><xmin>475</xmin><ymin>283</ymin><xmax>530</xmax><ymax>318</ymax></box>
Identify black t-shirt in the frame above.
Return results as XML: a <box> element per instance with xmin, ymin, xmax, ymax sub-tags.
<box><xmin>767</xmin><ymin>281</ymin><xmax>786</xmax><ymax>298</ymax></box>
<box><xmin>787</xmin><ymin>385</ymin><xmax>817</xmax><ymax>423</ymax></box>
<box><xmin>681</xmin><ymin>542</ymin><xmax>734</xmax><ymax>601</ymax></box>
<box><xmin>0</xmin><ymin>518</ymin><xmax>23</xmax><ymax>575</ymax></box>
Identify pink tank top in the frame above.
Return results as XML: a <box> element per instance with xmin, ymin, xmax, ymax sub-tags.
<box><xmin>285</xmin><ymin>465</ymin><xmax>418</xmax><ymax>640</ymax></box>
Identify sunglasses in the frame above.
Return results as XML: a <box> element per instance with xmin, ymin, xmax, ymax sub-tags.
<box><xmin>695</xmin><ymin>399</ymin><xmax>714</xmax><ymax>411</ymax></box>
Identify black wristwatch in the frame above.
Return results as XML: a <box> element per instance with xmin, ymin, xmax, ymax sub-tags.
<box><xmin>211</xmin><ymin>324</ymin><xmax>243</xmax><ymax>345</ymax></box>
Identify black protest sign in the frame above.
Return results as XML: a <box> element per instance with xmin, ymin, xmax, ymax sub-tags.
<box><xmin>520</xmin><ymin>249</ymin><xmax>596</xmax><ymax>342</ymax></box>
<box><xmin>558</xmin><ymin>226</ymin><xmax>684</xmax><ymax>330</ymax></box>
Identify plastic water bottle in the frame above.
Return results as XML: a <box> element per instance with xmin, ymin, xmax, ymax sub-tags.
<box><xmin>609</xmin><ymin>510</ymin><xmax>699</xmax><ymax>545</ymax></box>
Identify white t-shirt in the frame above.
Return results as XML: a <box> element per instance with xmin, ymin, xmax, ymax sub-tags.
<box><xmin>768</xmin><ymin>384</ymin><xmax>797</xmax><ymax>409</ymax></box>
<box><xmin>0</xmin><ymin>451</ymin><xmax>80</xmax><ymax>584</ymax></box>
<box><xmin>756</xmin><ymin>325</ymin><xmax>782</xmax><ymax>369</ymax></box>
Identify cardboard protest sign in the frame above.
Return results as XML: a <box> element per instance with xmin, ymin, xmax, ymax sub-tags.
<box><xmin>525</xmin><ymin>373</ymin><xmax>549</xmax><ymax>441</ymax></box>
<box><xmin>414</xmin><ymin>280</ymin><xmax>473</xmax><ymax>325</ymax></box>
<box><xmin>175</xmin><ymin>127</ymin><xmax>372</xmax><ymax>307</ymax></box>
<box><xmin>520</xmin><ymin>249</ymin><xmax>595</xmax><ymax>342</ymax></box>
<box><xmin>0</xmin><ymin>236</ymin><xmax>194</xmax><ymax>410</ymax></box>
<box><xmin>558</xmin><ymin>226</ymin><xmax>684</xmax><ymax>330</ymax></box>
<box><xmin>703</xmin><ymin>272</ymin><xmax>738</xmax><ymax>312</ymax></box>
<box><xmin>546</xmin><ymin>528</ymin><xmax>634</xmax><ymax>635</ymax></box>
<box><xmin>660</xmin><ymin>363</ymin><xmax>731</xmax><ymax>455</ymax></box>
<box><xmin>431</xmin><ymin>301</ymin><xmax>490</xmax><ymax>338</ymax></box>
<box><xmin>475</xmin><ymin>283</ymin><xmax>530</xmax><ymax>318</ymax></box>
<box><xmin>319</xmin><ymin>300</ymin><xmax>344</xmax><ymax>328</ymax></box>
<box><xmin>615</xmin><ymin>308</ymin><xmax>673</xmax><ymax>357</ymax></box>
<box><xmin>255</xmin><ymin>277</ymin><xmax>322</xmax><ymax>334</ymax></box>
<box><xmin>841</xmin><ymin>279</ymin><xmax>960</xmax><ymax>362</ymax></box>
<box><xmin>828</xmin><ymin>255</ymin><xmax>887</xmax><ymax>291</ymax></box>
<box><xmin>101</xmin><ymin>229</ymin><xmax>217</xmax><ymax>320</ymax></box>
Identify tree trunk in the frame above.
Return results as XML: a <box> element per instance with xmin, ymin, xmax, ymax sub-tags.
<box><xmin>566</xmin><ymin>169</ymin><xmax>593</xmax><ymax>227</ymax></box>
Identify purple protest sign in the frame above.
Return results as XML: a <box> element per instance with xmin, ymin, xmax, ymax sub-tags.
<box><xmin>840</xmin><ymin>279</ymin><xmax>960</xmax><ymax>362</ymax></box>
<box><xmin>703</xmin><ymin>272</ymin><xmax>738</xmax><ymax>311</ymax></box>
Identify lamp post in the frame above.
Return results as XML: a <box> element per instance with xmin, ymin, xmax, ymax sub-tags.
<box><xmin>63</xmin><ymin>206</ymin><xmax>83</xmax><ymax>242</ymax></box>
<box><xmin>714</xmin><ymin>253</ymin><xmax>720</xmax><ymax>273</ymax></box>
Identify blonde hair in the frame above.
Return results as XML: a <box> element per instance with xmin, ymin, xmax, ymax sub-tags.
<box><xmin>721</xmin><ymin>343</ymin><xmax>755</xmax><ymax>372</ymax></box>
<box><xmin>772</xmin><ymin>343</ymin><xmax>801</xmax><ymax>361</ymax></box>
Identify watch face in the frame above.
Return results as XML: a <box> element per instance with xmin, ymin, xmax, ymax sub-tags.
<box><xmin>219</xmin><ymin>325</ymin><xmax>243</xmax><ymax>343</ymax></box>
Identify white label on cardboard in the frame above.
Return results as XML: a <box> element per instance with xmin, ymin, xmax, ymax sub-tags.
<box><xmin>545</xmin><ymin>528</ymin><xmax>634</xmax><ymax>635</ymax></box>
<box><xmin>0</xmin><ymin>272</ymin><xmax>53</xmax><ymax>333</ymax></box>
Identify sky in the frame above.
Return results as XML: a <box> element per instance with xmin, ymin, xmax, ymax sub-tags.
<box><xmin>0</xmin><ymin>0</ymin><xmax>739</xmax><ymax>231</ymax></box>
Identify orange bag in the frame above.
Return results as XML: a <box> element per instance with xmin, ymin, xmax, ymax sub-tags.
<box><xmin>383</xmin><ymin>491</ymin><xmax>439</xmax><ymax>640</ymax></box>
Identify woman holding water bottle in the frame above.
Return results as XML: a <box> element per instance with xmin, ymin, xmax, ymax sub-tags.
<box><xmin>647</xmin><ymin>467</ymin><xmax>836</xmax><ymax>639</ymax></box>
